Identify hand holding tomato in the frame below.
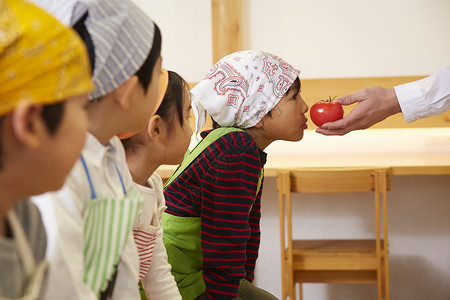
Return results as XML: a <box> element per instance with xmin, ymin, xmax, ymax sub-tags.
<box><xmin>310</xmin><ymin>97</ymin><xmax>344</xmax><ymax>127</ymax></box>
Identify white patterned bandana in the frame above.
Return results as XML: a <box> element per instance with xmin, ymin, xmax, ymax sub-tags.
<box><xmin>190</xmin><ymin>50</ymin><xmax>300</xmax><ymax>134</ymax></box>
<box><xmin>33</xmin><ymin>0</ymin><xmax>156</xmax><ymax>100</ymax></box>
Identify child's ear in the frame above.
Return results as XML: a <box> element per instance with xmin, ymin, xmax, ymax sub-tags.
<box><xmin>147</xmin><ymin>115</ymin><xmax>163</xmax><ymax>140</ymax></box>
<box><xmin>253</xmin><ymin>118</ymin><xmax>264</xmax><ymax>129</ymax></box>
<box><xmin>113</xmin><ymin>75</ymin><xmax>139</xmax><ymax>110</ymax></box>
<box><xmin>11</xmin><ymin>101</ymin><xmax>43</xmax><ymax>149</ymax></box>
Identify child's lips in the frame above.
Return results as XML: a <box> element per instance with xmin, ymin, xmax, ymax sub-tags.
<box><xmin>302</xmin><ymin>119</ymin><xmax>308</xmax><ymax>129</ymax></box>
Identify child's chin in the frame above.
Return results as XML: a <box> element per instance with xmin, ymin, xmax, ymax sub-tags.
<box><xmin>286</xmin><ymin>134</ymin><xmax>304</xmax><ymax>142</ymax></box>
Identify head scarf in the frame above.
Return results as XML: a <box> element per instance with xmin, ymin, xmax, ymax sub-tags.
<box><xmin>34</xmin><ymin>0</ymin><xmax>157</xmax><ymax>100</ymax></box>
<box><xmin>0</xmin><ymin>0</ymin><xmax>94</xmax><ymax>116</ymax></box>
<box><xmin>190</xmin><ymin>50</ymin><xmax>300</xmax><ymax>134</ymax></box>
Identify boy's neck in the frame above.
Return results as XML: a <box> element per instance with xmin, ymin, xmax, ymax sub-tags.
<box><xmin>87</xmin><ymin>99</ymin><xmax>127</xmax><ymax>145</ymax></box>
<box><xmin>245</xmin><ymin>127</ymin><xmax>273</xmax><ymax>150</ymax></box>
<box><xmin>0</xmin><ymin>178</ymin><xmax>20</xmax><ymax>237</ymax></box>
<box><xmin>89</xmin><ymin>122</ymin><xmax>115</xmax><ymax>145</ymax></box>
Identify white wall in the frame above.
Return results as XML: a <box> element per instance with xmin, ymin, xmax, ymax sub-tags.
<box><xmin>131</xmin><ymin>0</ymin><xmax>213</xmax><ymax>82</ymax></box>
<box><xmin>132</xmin><ymin>1</ymin><xmax>450</xmax><ymax>299</ymax></box>
<box><xmin>132</xmin><ymin>0</ymin><xmax>450</xmax><ymax>81</ymax></box>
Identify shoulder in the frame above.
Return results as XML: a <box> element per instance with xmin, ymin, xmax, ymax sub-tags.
<box><xmin>140</xmin><ymin>173</ymin><xmax>163</xmax><ymax>193</ymax></box>
<box><xmin>149</xmin><ymin>172</ymin><xmax>163</xmax><ymax>187</ymax></box>
<box><xmin>150</xmin><ymin>173</ymin><xmax>166</xmax><ymax>208</ymax></box>
<box><xmin>13</xmin><ymin>199</ymin><xmax>47</xmax><ymax>262</ymax></box>
<box><xmin>139</xmin><ymin>173</ymin><xmax>165</xmax><ymax>208</ymax></box>
<box><xmin>13</xmin><ymin>198</ymin><xmax>44</xmax><ymax>228</ymax></box>
<box><xmin>204</xmin><ymin>129</ymin><xmax>259</xmax><ymax>157</ymax></box>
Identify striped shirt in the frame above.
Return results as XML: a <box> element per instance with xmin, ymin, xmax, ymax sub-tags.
<box><xmin>164</xmin><ymin>130</ymin><xmax>267</xmax><ymax>300</ymax></box>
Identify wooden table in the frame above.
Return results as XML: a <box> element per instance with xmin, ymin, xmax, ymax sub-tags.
<box><xmin>156</xmin><ymin>153</ymin><xmax>450</xmax><ymax>179</ymax></box>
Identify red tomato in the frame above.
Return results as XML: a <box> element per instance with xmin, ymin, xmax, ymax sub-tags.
<box><xmin>310</xmin><ymin>100</ymin><xmax>344</xmax><ymax>127</ymax></box>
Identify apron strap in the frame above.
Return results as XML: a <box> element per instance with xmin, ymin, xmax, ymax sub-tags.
<box><xmin>80</xmin><ymin>155</ymin><xmax>97</xmax><ymax>199</ymax></box>
<box><xmin>6</xmin><ymin>210</ymin><xmax>48</xmax><ymax>300</ymax></box>
<box><xmin>164</xmin><ymin>127</ymin><xmax>264</xmax><ymax>196</ymax></box>
<box><xmin>7</xmin><ymin>210</ymin><xmax>35</xmax><ymax>277</ymax></box>
<box><xmin>164</xmin><ymin>127</ymin><xmax>244</xmax><ymax>188</ymax></box>
<box><xmin>114</xmin><ymin>164</ymin><xmax>127</xmax><ymax>195</ymax></box>
<box><xmin>80</xmin><ymin>155</ymin><xmax>127</xmax><ymax>198</ymax></box>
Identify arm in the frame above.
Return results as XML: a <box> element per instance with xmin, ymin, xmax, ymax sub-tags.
<box><xmin>200</xmin><ymin>137</ymin><xmax>262</xmax><ymax>299</ymax></box>
<box><xmin>396</xmin><ymin>66</ymin><xmax>450</xmax><ymax>122</ymax></box>
<box><xmin>316</xmin><ymin>66</ymin><xmax>450</xmax><ymax>135</ymax></box>
<box><xmin>243</xmin><ymin>179</ymin><xmax>263</xmax><ymax>283</ymax></box>
<box><xmin>142</xmin><ymin>227</ymin><xmax>181</xmax><ymax>300</ymax></box>
<box><xmin>141</xmin><ymin>174</ymin><xmax>181</xmax><ymax>300</ymax></box>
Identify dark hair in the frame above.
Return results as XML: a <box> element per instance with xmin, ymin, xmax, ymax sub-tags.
<box><xmin>156</xmin><ymin>70</ymin><xmax>188</xmax><ymax>132</ymax></box>
<box><xmin>211</xmin><ymin>76</ymin><xmax>301</xmax><ymax>128</ymax></box>
<box><xmin>40</xmin><ymin>102</ymin><xmax>66</xmax><ymax>134</ymax></box>
<box><xmin>135</xmin><ymin>24</ymin><xmax>162</xmax><ymax>93</ymax></box>
<box><xmin>0</xmin><ymin>102</ymin><xmax>65</xmax><ymax>168</ymax></box>
<box><xmin>289</xmin><ymin>77</ymin><xmax>301</xmax><ymax>97</ymax></box>
<box><xmin>0</xmin><ymin>102</ymin><xmax>65</xmax><ymax>135</ymax></box>
<box><xmin>266</xmin><ymin>77</ymin><xmax>301</xmax><ymax>118</ymax></box>
<box><xmin>73</xmin><ymin>12</ymin><xmax>95</xmax><ymax>75</ymax></box>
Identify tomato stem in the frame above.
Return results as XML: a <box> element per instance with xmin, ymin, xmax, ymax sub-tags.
<box><xmin>320</xmin><ymin>95</ymin><xmax>337</xmax><ymax>102</ymax></box>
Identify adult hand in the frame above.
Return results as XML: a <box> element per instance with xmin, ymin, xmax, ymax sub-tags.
<box><xmin>315</xmin><ymin>87</ymin><xmax>402</xmax><ymax>135</ymax></box>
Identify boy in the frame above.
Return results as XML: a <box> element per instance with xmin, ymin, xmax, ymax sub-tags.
<box><xmin>163</xmin><ymin>50</ymin><xmax>308</xmax><ymax>299</ymax></box>
<box><xmin>31</xmin><ymin>0</ymin><xmax>163</xmax><ymax>298</ymax></box>
<box><xmin>0</xmin><ymin>0</ymin><xmax>93</xmax><ymax>298</ymax></box>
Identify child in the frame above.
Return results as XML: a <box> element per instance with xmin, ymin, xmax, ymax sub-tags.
<box><xmin>31</xmin><ymin>0</ymin><xmax>163</xmax><ymax>299</ymax></box>
<box><xmin>121</xmin><ymin>69</ymin><xmax>192</xmax><ymax>299</ymax></box>
<box><xmin>0</xmin><ymin>0</ymin><xmax>93</xmax><ymax>298</ymax></box>
<box><xmin>163</xmin><ymin>50</ymin><xmax>309</xmax><ymax>300</ymax></box>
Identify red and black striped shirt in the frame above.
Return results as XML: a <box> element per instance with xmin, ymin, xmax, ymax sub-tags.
<box><xmin>164</xmin><ymin>129</ymin><xmax>267</xmax><ymax>300</ymax></box>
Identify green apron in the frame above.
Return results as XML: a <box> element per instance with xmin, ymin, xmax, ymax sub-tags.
<box><xmin>80</xmin><ymin>156</ymin><xmax>143</xmax><ymax>297</ymax></box>
<box><xmin>161</xmin><ymin>128</ymin><xmax>263</xmax><ymax>300</ymax></box>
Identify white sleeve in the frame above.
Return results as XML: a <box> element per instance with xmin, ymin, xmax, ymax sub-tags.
<box><xmin>141</xmin><ymin>173</ymin><xmax>181</xmax><ymax>300</ymax></box>
<box><xmin>141</xmin><ymin>227</ymin><xmax>181</xmax><ymax>300</ymax></box>
<box><xmin>32</xmin><ymin>162</ymin><xmax>98</xmax><ymax>300</ymax></box>
<box><xmin>395</xmin><ymin>66</ymin><xmax>450</xmax><ymax>123</ymax></box>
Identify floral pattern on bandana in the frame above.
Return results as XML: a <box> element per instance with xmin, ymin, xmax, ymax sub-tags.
<box><xmin>190</xmin><ymin>50</ymin><xmax>300</xmax><ymax>134</ymax></box>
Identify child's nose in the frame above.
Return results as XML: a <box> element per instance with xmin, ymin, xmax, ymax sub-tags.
<box><xmin>302</xmin><ymin>101</ymin><xmax>309</xmax><ymax>113</ymax></box>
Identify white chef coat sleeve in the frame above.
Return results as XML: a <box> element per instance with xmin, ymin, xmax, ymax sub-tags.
<box><xmin>395</xmin><ymin>66</ymin><xmax>450</xmax><ymax>123</ymax></box>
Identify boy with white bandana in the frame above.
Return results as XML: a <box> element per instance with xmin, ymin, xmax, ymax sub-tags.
<box><xmin>163</xmin><ymin>50</ymin><xmax>309</xmax><ymax>300</ymax></box>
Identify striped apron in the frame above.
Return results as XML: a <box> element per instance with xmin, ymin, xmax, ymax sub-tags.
<box><xmin>80</xmin><ymin>155</ymin><xmax>143</xmax><ymax>298</ymax></box>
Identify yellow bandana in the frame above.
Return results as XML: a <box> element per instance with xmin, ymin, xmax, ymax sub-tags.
<box><xmin>0</xmin><ymin>0</ymin><xmax>94</xmax><ymax>116</ymax></box>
